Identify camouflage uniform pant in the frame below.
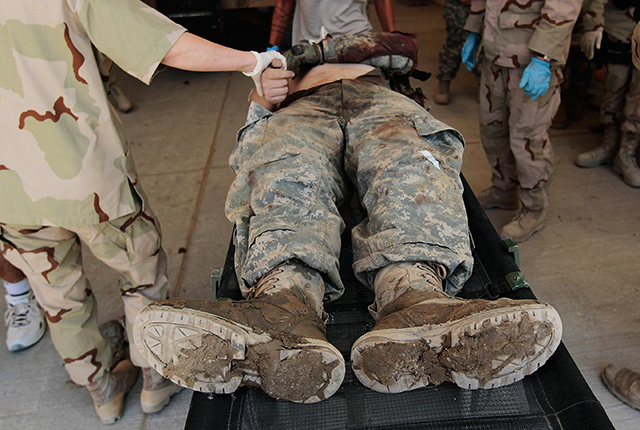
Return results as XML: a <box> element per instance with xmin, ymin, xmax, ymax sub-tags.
<box><xmin>436</xmin><ymin>0</ymin><xmax>472</xmax><ymax>81</ymax></box>
<box><xmin>226</xmin><ymin>79</ymin><xmax>474</xmax><ymax>301</ymax></box>
<box><xmin>479</xmin><ymin>61</ymin><xmax>561</xmax><ymax>210</ymax></box>
<box><xmin>601</xmin><ymin>63</ymin><xmax>640</xmax><ymax>133</ymax></box>
<box><xmin>0</xmin><ymin>205</ymin><xmax>168</xmax><ymax>386</ymax></box>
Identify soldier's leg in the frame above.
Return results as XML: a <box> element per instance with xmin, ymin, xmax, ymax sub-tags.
<box><xmin>435</xmin><ymin>0</ymin><xmax>471</xmax><ymax>104</ymax></box>
<box><xmin>340</xmin><ymin>80</ymin><xmax>561</xmax><ymax>393</ymax></box>
<box><xmin>615</xmin><ymin>67</ymin><xmax>640</xmax><ymax>187</ymax></box>
<box><xmin>497</xmin><ymin>67</ymin><xmax>561</xmax><ymax>243</ymax></box>
<box><xmin>70</xmin><ymin>207</ymin><xmax>182</xmax><ymax>413</ymax></box>
<box><xmin>134</xmin><ymin>85</ymin><xmax>350</xmax><ymax>403</ymax></box>
<box><xmin>577</xmin><ymin>63</ymin><xmax>632</xmax><ymax>167</ymax></box>
<box><xmin>227</xmin><ymin>84</ymin><xmax>348</xmax><ymax>300</ymax></box>
<box><xmin>477</xmin><ymin>61</ymin><xmax>520</xmax><ymax>209</ymax></box>
<box><xmin>1</xmin><ymin>224</ymin><xmax>112</xmax><ymax>384</ymax></box>
<box><xmin>69</xmin><ymin>206</ymin><xmax>169</xmax><ymax>368</ymax></box>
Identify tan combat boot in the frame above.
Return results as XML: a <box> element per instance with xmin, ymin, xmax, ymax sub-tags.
<box><xmin>477</xmin><ymin>186</ymin><xmax>520</xmax><ymax>210</ymax></box>
<box><xmin>351</xmin><ymin>262</ymin><xmax>562</xmax><ymax>393</ymax></box>
<box><xmin>134</xmin><ymin>261</ymin><xmax>345</xmax><ymax>403</ymax></box>
<box><xmin>602</xmin><ymin>364</ymin><xmax>640</xmax><ymax>410</ymax></box>
<box><xmin>434</xmin><ymin>79</ymin><xmax>451</xmax><ymax>105</ymax></box>
<box><xmin>576</xmin><ymin>124</ymin><xmax>620</xmax><ymax>167</ymax></box>
<box><xmin>613</xmin><ymin>131</ymin><xmax>640</xmax><ymax>187</ymax></box>
<box><xmin>500</xmin><ymin>208</ymin><xmax>546</xmax><ymax>243</ymax></box>
<box><xmin>86</xmin><ymin>359</ymin><xmax>139</xmax><ymax>425</ymax></box>
<box><xmin>140</xmin><ymin>367</ymin><xmax>183</xmax><ymax>413</ymax></box>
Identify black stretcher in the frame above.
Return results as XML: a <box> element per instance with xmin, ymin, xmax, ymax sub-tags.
<box><xmin>184</xmin><ymin>176</ymin><xmax>615</xmax><ymax>430</ymax></box>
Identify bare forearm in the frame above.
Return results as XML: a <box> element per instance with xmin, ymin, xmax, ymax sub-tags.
<box><xmin>269</xmin><ymin>0</ymin><xmax>296</xmax><ymax>46</ymax></box>
<box><xmin>374</xmin><ymin>0</ymin><xmax>396</xmax><ymax>32</ymax></box>
<box><xmin>162</xmin><ymin>32</ymin><xmax>256</xmax><ymax>73</ymax></box>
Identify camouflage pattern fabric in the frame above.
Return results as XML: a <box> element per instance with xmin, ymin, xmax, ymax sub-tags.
<box><xmin>633</xmin><ymin>21</ymin><xmax>640</xmax><ymax>69</ymax></box>
<box><xmin>0</xmin><ymin>206</ymin><xmax>168</xmax><ymax>386</ymax></box>
<box><xmin>602</xmin><ymin>63</ymin><xmax>640</xmax><ymax>133</ymax></box>
<box><xmin>437</xmin><ymin>0</ymin><xmax>473</xmax><ymax>81</ymax></box>
<box><xmin>0</xmin><ymin>0</ymin><xmax>185</xmax><ymax>227</ymax></box>
<box><xmin>479</xmin><ymin>61</ymin><xmax>561</xmax><ymax>210</ymax></box>
<box><xmin>464</xmin><ymin>0</ymin><xmax>582</xmax><ymax>67</ymax></box>
<box><xmin>583</xmin><ymin>0</ymin><xmax>636</xmax><ymax>42</ymax></box>
<box><xmin>226</xmin><ymin>79</ymin><xmax>474</xmax><ymax>302</ymax></box>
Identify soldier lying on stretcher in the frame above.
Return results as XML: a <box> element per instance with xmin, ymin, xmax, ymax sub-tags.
<box><xmin>133</xmin><ymin>32</ymin><xmax>563</xmax><ymax>403</ymax></box>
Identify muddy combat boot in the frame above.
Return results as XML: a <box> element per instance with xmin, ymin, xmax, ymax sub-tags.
<box><xmin>601</xmin><ymin>364</ymin><xmax>640</xmax><ymax>410</ymax></box>
<box><xmin>140</xmin><ymin>367</ymin><xmax>183</xmax><ymax>413</ymax></box>
<box><xmin>133</xmin><ymin>261</ymin><xmax>345</xmax><ymax>403</ymax></box>
<box><xmin>499</xmin><ymin>207</ymin><xmax>546</xmax><ymax>243</ymax></box>
<box><xmin>86</xmin><ymin>359</ymin><xmax>139</xmax><ymax>425</ymax></box>
<box><xmin>434</xmin><ymin>79</ymin><xmax>451</xmax><ymax>105</ymax></box>
<box><xmin>576</xmin><ymin>124</ymin><xmax>620</xmax><ymax>167</ymax></box>
<box><xmin>476</xmin><ymin>186</ymin><xmax>520</xmax><ymax>210</ymax></box>
<box><xmin>351</xmin><ymin>262</ymin><xmax>562</xmax><ymax>393</ymax></box>
<box><xmin>613</xmin><ymin>131</ymin><xmax>640</xmax><ymax>187</ymax></box>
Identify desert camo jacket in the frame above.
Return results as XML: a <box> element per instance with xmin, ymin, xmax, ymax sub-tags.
<box><xmin>0</xmin><ymin>0</ymin><xmax>185</xmax><ymax>227</ymax></box>
<box><xmin>582</xmin><ymin>0</ymin><xmax>636</xmax><ymax>43</ymax></box>
<box><xmin>464</xmin><ymin>0</ymin><xmax>582</xmax><ymax>68</ymax></box>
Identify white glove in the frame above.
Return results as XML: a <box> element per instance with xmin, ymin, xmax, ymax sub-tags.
<box><xmin>243</xmin><ymin>50</ymin><xmax>287</xmax><ymax>97</ymax></box>
<box><xmin>580</xmin><ymin>28</ymin><xmax>603</xmax><ymax>60</ymax></box>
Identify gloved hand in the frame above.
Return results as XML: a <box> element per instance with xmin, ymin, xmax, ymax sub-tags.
<box><xmin>461</xmin><ymin>32</ymin><xmax>481</xmax><ymax>71</ymax></box>
<box><xmin>519</xmin><ymin>57</ymin><xmax>551</xmax><ymax>100</ymax></box>
<box><xmin>580</xmin><ymin>28</ymin><xmax>603</xmax><ymax>60</ymax></box>
<box><xmin>243</xmin><ymin>50</ymin><xmax>287</xmax><ymax>97</ymax></box>
<box><xmin>283</xmin><ymin>43</ymin><xmax>324</xmax><ymax>75</ymax></box>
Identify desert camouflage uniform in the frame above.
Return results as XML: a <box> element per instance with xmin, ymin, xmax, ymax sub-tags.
<box><xmin>226</xmin><ymin>76</ymin><xmax>474</xmax><ymax>302</ymax></box>
<box><xmin>464</xmin><ymin>0</ymin><xmax>581</xmax><ymax>210</ymax></box>
<box><xmin>0</xmin><ymin>0</ymin><xmax>184</xmax><ymax>385</ymax></box>
<box><xmin>583</xmin><ymin>0</ymin><xmax>640</xmax><ymax>132</ymax></box>
<box><xmin>437</xmin><ymin>0</ymin><xmax>474</xmax><ymax>81</ymax></box>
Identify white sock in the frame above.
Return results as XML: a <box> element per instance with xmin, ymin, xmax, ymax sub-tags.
<box><xmin>4</xmin><ymin>278</ymin><xmax>31</xmax><ymax>296</ymax></box>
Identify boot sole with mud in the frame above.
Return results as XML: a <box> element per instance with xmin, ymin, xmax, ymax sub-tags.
<box><xmin>351</xmin><ymin>303</ymin><xmax>562</xmax><ymax>393</ymax></box>
<box><xmin>134</xmin><ymin>305</ymin><xmax>345</xmax><ymax>403</ymax></box>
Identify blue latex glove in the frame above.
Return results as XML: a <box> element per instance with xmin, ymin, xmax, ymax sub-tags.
<box><xmin>519</xmin><ymin>57</ymin><xmax>551</xmax><ymax>100</ymax></box>
<box><xmin>267</xmin><ymin>45</ymin><xmax>279</xmax><ymax>52</ymax></box>
<box><xmin>461</xmin><ymin>32</ymin><xmax>481</xmax><ymax>71</ymax></box>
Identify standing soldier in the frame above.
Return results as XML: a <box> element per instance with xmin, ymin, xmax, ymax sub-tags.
<box><xmin>434</xmin><ymin>0</ymin><xmax>476</xmax><ymax>105</ymax></box>
<box><xmin>576</xmin><ymin>0</ymin><xmax>640</xmax><ymax>188</ymax></box>
<box><xmin>461</xmin><ymin>0</ymin><xmax>582</xmax><ymax>243</ymax></box>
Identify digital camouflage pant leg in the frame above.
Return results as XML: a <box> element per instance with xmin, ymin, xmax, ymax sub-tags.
<box><xmin>226</xmin><ymin>80</ymin><xmax>473</xmax><ymax>300</ymax></box>
<box><xmin>436</xmin><ymin>0</ymin><xmax>472</xmax><ymax>81</ymax></box>
<box><xmin>479</xmin><ymin>61</ymin><xmax>561</xmax><ymax>210</ymax></box>
<box><xmin>0</xmin><ymin>207</ymin><xmax>168</xmax><ymax>385</ymax></box>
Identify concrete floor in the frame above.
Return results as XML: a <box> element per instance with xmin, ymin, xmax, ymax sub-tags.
<box><xmin>2</xmin><ymin>2</ymin><xmax>640</xmax><ymax>429</ymax></box>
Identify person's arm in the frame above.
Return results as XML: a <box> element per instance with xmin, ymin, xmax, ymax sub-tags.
<box><xmin>374</xmin><ymin>0</ymin><xmax>396</xmax><ymax>32</ymax></box>
<box><xmin>527</xmin><ymin>0</ymin><xmax>582</xmax><ymax>63</ymax></box>
<box><xmin>269</xmin><ymin>0</ymin><xmax>297</xmax><ymax>47</ymax></box>
<box><xmin>161</xmin><ymin>32</ymin><xmax>257</xmax><ymax>73</ymax></box>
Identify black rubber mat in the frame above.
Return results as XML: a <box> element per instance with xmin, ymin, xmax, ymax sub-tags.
<box><xmin>184</xmin><ymin>176</ymin><xmax>614</xmax><ymax>430</ymax></box>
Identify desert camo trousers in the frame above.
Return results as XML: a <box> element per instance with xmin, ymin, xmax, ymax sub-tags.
<box><xmin>601</xmin><ymin>63</ymin><xmax>640</xmax><ymax>133</ymax></box>
<box><xmin>479</xmin><ymin>61</ymin><xmax>561</xmax><ymax>210</ymax></box>
<box><xmin>226</xmin><ymin>79</ymin><xmax>474</xmax><ymax>302</ymax></box>
<box><xmin>0</xmin><ymin>206</ymin><xmax>168</xmax><ymax>386</ymax></box>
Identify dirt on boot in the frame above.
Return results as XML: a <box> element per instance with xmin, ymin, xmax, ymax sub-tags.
<box><xmin>134</xmin><ymin>295</ymin><xmax>345</xmax><ymax>403</ymax></box>
<box><xmin>351</xmin><ymin>290</ymin><xmax>562</xmax><ymax>393</ymax></box>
